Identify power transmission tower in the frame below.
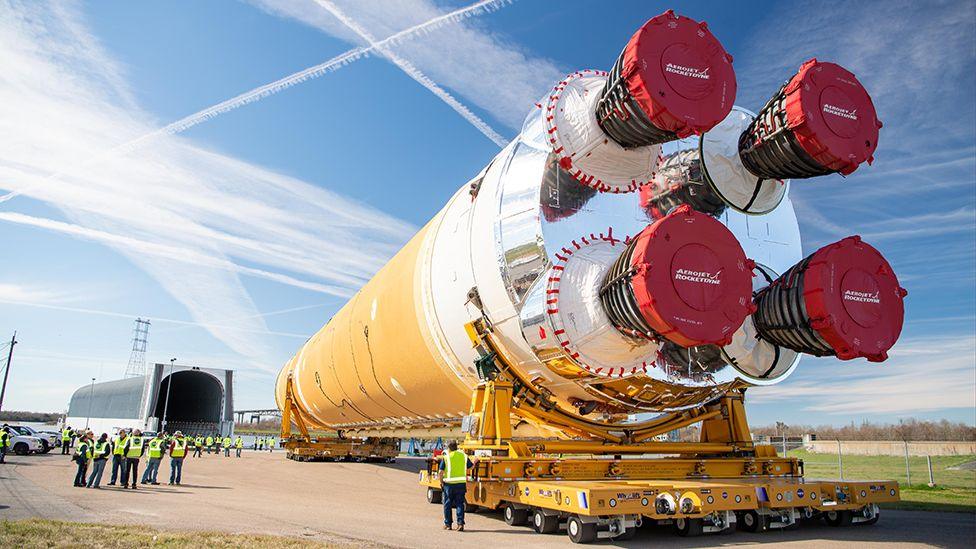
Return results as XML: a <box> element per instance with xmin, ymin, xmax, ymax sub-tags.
<box><xmin>124</xmin><ymin>318</ymin><xmax>150</xmax><ymax>378</ymax></box>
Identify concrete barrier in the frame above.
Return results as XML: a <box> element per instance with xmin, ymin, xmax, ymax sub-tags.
<box><xmin>805</xmin><ymin>441</ymin><xmax>976</xmax><ymax>456</ymax></box>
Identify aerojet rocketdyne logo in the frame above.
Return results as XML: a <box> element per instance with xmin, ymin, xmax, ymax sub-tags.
<box><xmin>665</xmin><ymin>63</ymin><xmax>710</xmax><ymax>80</ymax></box>
<box><xmin>674</xmin><ymin>268</ymin><xmax>721</xmax><ymax>285</ymax></box>
<box><xmin>843</xmin><ymin>289</ymin><xmax>880</xmax><ymax>304</ymax></box>
<box><xmin>823</xmin><ymin>104</ymin><xmax>858</xmax><ymax>120</ymax></box>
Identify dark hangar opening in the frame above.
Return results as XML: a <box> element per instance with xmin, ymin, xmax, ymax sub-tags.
<box><xmin>153</xmin><ymin>370</ymin><xmax>222</xmax><ymax>434</ymax></box>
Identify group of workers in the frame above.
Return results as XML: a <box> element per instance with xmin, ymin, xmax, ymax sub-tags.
<box><xmin>64</xmin><ymin>427</ymin><xmax>278</xmax><ymax>489</ymax></box>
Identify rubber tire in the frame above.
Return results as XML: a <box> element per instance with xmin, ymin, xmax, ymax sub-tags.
<box><xmin>567</xmin><ymin>516</ymin><xmax>597</xmax><ymax>544</ymax></box>
<box><xmin>675</xmin><ymin>518</ymin><xmax>705</xmax><ymax>537</ymax></box>
<box><xmin>532</xmin><ymin>509</ymin><xmax>559</xmax><ymax>534</ymax></box>
<box><xmin>825</xmin><ymin>510</ymin><xmax>854</xmax><ymax>527</ymax></box>
<box><xmin>614</xmin><ymin>527</ymin><xmax>637</xmax><ymax>540</ymax></box>
<box><xmin>504</xmin><ymin>504</ymin><xmax>528</xmax><ymax>526</ymax></box>
<box><xmin>738</xmin><ymin>510</ymin><xmax>770</xmax><ymax>533</ymax></box>
<box><xmin>13</xmin><ymin>442</ymin><xmax>28</xmax><ymax>456</ymax></box>
<box><xmin>859</xmin><ymin>510</ymin><xmax>880</xmax><ymax>526</ymax></box>
<box><xmin>39</xmin><ymin>440</ymin><xmax>50</xmax><ymax>453</ymax></box>
<box><xmin>427</xmin><ymin>487</ymin><xmax>442</xmax><ymax>505</ymax></box>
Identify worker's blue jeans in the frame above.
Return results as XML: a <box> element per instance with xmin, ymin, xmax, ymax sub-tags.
<box><xmin>109</xmin><ymin>454</ymin><xmax>124</xmax><ymax>484</ymax></box>
<box><xmin>169</xmin><ymin>457</ymin><xmax>183</xmax><ymax>484</ymax></box>
<box><xmin>442</xmin><ymin>483</ymin><xmax>466</xmax><ymax>526</ymax></box>
<box><xmin>87</xmin><ymin>459</ymin><xmax>107</xmax><ymax>488</ymax></box>
<box><xmin>142</xmin><ymin>457</ymin><xmax>161</xmax><ymax>483</ymax></box>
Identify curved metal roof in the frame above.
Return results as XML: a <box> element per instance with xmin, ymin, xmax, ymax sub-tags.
<box><xmin>67</xmin><ymin>376</ymin><xmax>145</xmax><ymax>420</ymax></box>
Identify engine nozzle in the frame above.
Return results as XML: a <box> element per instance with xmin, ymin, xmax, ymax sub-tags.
<box><xmin>596</xmin><ymin>10</ymin><xmax>737</xmax><ymax>148</ymax></box>
<box><xmin>739</xmin><ymin>59</ymin><xmax>882</xmax><ymax>180</ymax></box>
<box><xmin>753</xmin><ymin>236</ymin><xmax>906</xmax><ymax>362</ymax></box>
<box><xmin>600</xmin><ymin>205</ymin><xmax>755</xmax><ymax>347</ymax></box>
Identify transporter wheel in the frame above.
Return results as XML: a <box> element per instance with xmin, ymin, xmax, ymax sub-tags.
<box><xmin>567</xmin><ymin>516</ymin><xmax>597</xmax><ymax>544</ymax></box>
<box><xmin>859</xmin><ymin>510</ymin><xmax>880</xmax><ymax>526</ymax></box>
<box><xmin>426</xmin><ymin>487</ymin><xmax>442</xmax><ymax>504</ymax></box>
<box><xmin>675</xmin><ymin>517</ymin><xmax>704</xmax><ymax>537</ymax></box>
<box><xmin>824</xmin><ymin>510</ymin><xmax>854</xmax><ymax>527</ymax></box>
<box><xmin>738</xmin><ymin>510</ymin><xmax>770</xmax><ymax>533</ymax></box>
<box><xmin>504</xmin><ymin>504</ymin><xmax>528</xmax><ymax>526</ymax></box>
<box><xmin>13</xmin><ymin>442</ymin><xmax>29</xmax><ymax>456</ymax></box>
<box><xmin>532</xmin><ymin>509</ymin><xmax>560</xmax><ymax>534</ymax></box>
<box><xmin>613</xmin><ymin>527</ymin><xmax>637</xmax><ymax>540</ymax></box>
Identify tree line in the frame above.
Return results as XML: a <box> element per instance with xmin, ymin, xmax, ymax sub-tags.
<box><xmin>751</xmin><ymin>418</ymin><xmax>976</xmax><ymax>441</ymax></box>
<box><xmin>0</xmin><ymin>410</ymin><xmax>61</xmax><ymax>423</ymax></box>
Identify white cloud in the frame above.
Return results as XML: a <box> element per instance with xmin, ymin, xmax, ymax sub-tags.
<box><xmin>0</xmin><ymin>2</ymin><xmax>411</xmax><ymax>366</ymax></box>
<box><xmin>250</xmin><ymin>0</ymin><xmax>565</xmax><ymax>129</ymax></box>
<box><xmin>0</xmin><ymin>283</ymin><xmax>74</xmax><ymax>304</ymax></box>
<box><xmin>751</xmin><ymin>335</ymin><xmax>976</xmax><ymax>414</ymax></box>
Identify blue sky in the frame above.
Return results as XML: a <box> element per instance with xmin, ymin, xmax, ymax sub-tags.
<box><xmin>0</xmin><ymin>0</ymin><xmax>973</xmax><ymax>426</ymax></box>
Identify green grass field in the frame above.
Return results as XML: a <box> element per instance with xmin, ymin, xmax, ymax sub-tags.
<box><xmin>0</xmin><ymin>520</ymin><xmax>343</xmax><ymax>548</ymax></box>
<box><xmin>789</xmin><ymin>449</ymin><xmax>976</xmax><ymax>512</ymax></box>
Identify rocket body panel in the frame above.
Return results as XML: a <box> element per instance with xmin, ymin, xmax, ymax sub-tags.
<box><xmin>277</xmin><ymin>216</ymin><xmax>471</xmax><ymax>429</ymax></box>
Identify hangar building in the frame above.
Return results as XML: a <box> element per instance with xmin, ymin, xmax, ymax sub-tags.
<box><xmin>65</xmin><ymin>363</ymin><xmax>234</xmax><ymax>436</ymax></box>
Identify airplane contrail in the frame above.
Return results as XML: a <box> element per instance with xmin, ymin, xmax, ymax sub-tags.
<box><xmin>313</xmin><ymin>0</ymin><xmax>508</xmax><ymax>147</ymax></box>
<box><xmin>0</xmin><ymin>0</ymin><xmax>512</xmax><ymax>205</ymax></box>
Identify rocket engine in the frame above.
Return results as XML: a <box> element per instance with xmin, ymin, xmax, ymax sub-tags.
<box><xmin>276</xmin><ymin>10</ymin><xmax>906</xmax><ymax>433</ymax></box>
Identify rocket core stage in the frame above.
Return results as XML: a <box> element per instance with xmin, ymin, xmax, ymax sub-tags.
<box><xmin>277</xmin><ymin>10</ymin><xmax>905</xmax><ymax>433</ymax></box>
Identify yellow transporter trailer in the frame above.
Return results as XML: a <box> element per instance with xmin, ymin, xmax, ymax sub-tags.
<box><xmin>277</xmin><ymin>10</ymin><xmax>906</xmax><ymax>545</ymax></box>
<box><xmin>418</xmin><ymin>320</ymin><xmax>897</xmax><ymax>543</ymax></box>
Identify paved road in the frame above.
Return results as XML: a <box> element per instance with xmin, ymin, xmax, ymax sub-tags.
<box><xmin>1</xmin><ymin>452</ymin><xmax>973</xmax><ymax>547</ymax></box>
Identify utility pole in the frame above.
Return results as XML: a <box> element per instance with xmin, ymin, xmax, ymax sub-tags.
<box><xmin>0</xmin><ymin>331</ymin><xmax>17</xmax><ymax>413</ymax></box>
<box><xmin>84</xmin><ymin>377</ymin><xmax>95</xmax><ymax>429</ymax></box>
<box><xmin>161</xmin><ymin>357</ymin><xmax>176</xmax><ymax>434</ymax></box>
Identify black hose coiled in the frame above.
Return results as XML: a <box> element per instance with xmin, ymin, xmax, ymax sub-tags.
<box><xmin>752</xmin><ymin>255</ymin><xmax>834</xmax><ymax>356</ymax></box>
<box><xmin>596</xmin><ymin>52</ymin><xmax>677</xmax><ymax>148</ymax></box>
<box><xmin>738</xmin><ymin>86</ymin><xmax>833</xmax><ymax>180</ymax></box>
<box><xmin>599</xmin><ymin>236</ymin><xmax>657</xmax><ymax>338</ymax></box>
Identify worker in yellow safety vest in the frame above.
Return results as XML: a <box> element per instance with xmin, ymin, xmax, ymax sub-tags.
<box><xmin>141</xmin><ymin>432</ymin><xmax>165</xmax><ymax>485</ymax></box>
<box><xmin>205</xmin><ymin>434</ymin><xmax>214</xmax><ymax>454</ymax></box>
<box><xmin>168</xmin><ymin>431</ymin><xmax>188</xmax><ymax>485</ymax></box>
<box><xmin>72</xmin><ymin>432</ymin><xmax>93</xmax><ymax>487</ymax></box>
<box><xmin>121</xmin><ymin>430</ymin><xmax>144</xmax><ymax>489</ymax></box>
<box><xmin>107</xmin><ymin>429</ymin><xmax>128</xmax><ymax>486</ymax></box>
<box><xmin>86</xmin><ymin>433</ymin><xmax>112</xmax><ymax>488</ymax></box>
<box><xmin>222</xmin><ymin>435</ymin><xmax>232</xmax><ymax>457</ymax></box>
<box><xmin>61</xmin><ymin>426</ymin><xmax>73</xmax><ymax>455</ymax></box>
<box><xmin>234</xmin><ymin>436</ymin><xmax>243</xmax><ymax>458</ymax></box>
<box><xmin>267</xmin><ymin>436</ymin><xmax>275</xmax><ymax>453</ymax></box>
<box><xmin>193</xmin><ymin>435</ymin><xmax>204</xmax><ymax>457</ymax></box>
<box><xmin>0</xmin><ymin>425</ymin><xmax>11</xmax><ymax>464</ymax></box>
<box><xmin>438</xmin><ymin>441</ymin><xmax>473</xmax><ymax>531</ymax></box>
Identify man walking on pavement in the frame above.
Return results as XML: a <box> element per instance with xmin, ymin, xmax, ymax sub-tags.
<box><xmin>120</xmin><ymin>429</ymin><xmax>144</xmax><ymax>489</ymax></box>
<box><xmin>222</xmin><ymin>435</ymin><xmax>231</xmax><ymax>457</ymax></box>
<box><xmin>86</xmin><ymin>433</ymin><xmax>112</xmax><ymax>488</ymax></box>
<box><xmin>438</xmin><ymin>441</ymin><xmax>473</xmax><ymax>532</ymax></box>
<box><xmin>169</xmin><ymin>431</ymin><xmax>188</xmax><ymax>485</ymax></box>
<box><xmin>107</xmin><ymin>429</ymin><xmax>128</xmax><ymax>486</ymax></box>
<box><xmin>234</xmin><ymin>435</ymin><xmax>244</xmax><ymax>457</ymax></box>
<box><xmin>193</xmin><ymin>434</ymin><xmax>204</xmax><ymax>457</ymax></box>
<box><xmin>267</xmin><ymin>436</ymin><xmax>276</xmax><ymax>452</ymax></box>
<box><xmin>142</xmin><ymin>432</ymin><xmax>165</xmax><ymax>485</ymax></box>
<box><xmin>205</xmin><ymin>434</ymin><xmax>214</xmax><ymax>454</ymax></box>
<box><xmin>72</xmin><ymin>432</ymin><xmax>92</xmax><ymax>487</ymax></box>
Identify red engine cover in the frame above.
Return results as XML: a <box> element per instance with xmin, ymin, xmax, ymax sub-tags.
<box><xmin>803</xmin><ymin>236</ymin><xmax>906</xmax><ymax>361</ymax></box>
<box><xmin>628</xmin><ymin>205</ymin><xmax>755</xmax><ymax>347</ymax></box>
<box><xmin>621</xmin><ymin>10</ymin><xmax>737</xmax><ymax>138</ymax></box>
<box><xmin>784</xmin><ymin>59</ymin><xmax>882</xmax><ymax>175</ymax></box>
